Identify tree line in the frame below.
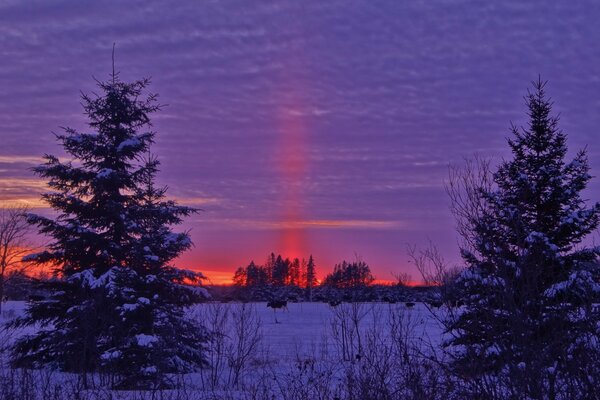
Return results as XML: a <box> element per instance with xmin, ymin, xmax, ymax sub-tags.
<box><xmin>232</xmin><ymin>254</ymin><xmax>376</xmax><ymax>290</ymax></box>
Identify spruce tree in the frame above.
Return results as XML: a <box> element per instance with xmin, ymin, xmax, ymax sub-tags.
<box><xmin>13</xmin><ymin>72</ymin><xmax>208</xmax><ymax>388</ymax></box>
<box><xmin>305</xmin><ymin>255</ymin><xmax>317</xmax><ymax>300</ymax></box>
<box><xmin>448</xmin><ymin>79</ymin><xmax>600</xmax><ymax>398</ymax></box>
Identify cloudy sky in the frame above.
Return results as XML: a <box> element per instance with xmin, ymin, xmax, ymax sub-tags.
<box><xmin>1</xmin><ymin>0</ymin><xmax>600</xmax><ymax>283</ymax></box>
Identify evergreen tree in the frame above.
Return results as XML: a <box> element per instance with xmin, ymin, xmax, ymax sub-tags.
<box><xmin>289</xmin><ymin>257</ymin><xmax>301</xmax><ymax>286</ymax></box>
<box><xmin>232</xmin><ymin>266</ymin><xmax>247</xmax><ymax>286</ymax></box>
<box><xmin>323</xmin><ymin>260</ymin><xmax>374</xmax><ymax>289</ymax></box>
<box><xmin>305</xmin><ymin>255</ymin><xmax>317</xmax><ymax>300</ymax></box>
<box><xmin>448</xmin><ymin>79</ymin><xmax>600</xmax><ymax>398</ymax></box>
<box><xmin>246</xmin><ymin>261</ymin><xmax>268</xmax><ymax>287</ymax></box>
<box><xmin>13</xmin><ymin>72</ymin><xmax>208</xmax><ymax>388</ymax></box>
<box><xmin>271</xmin><ymin>255</ymin><xmax>288</xmax><ymax>286</ymax></box>
<box><xmin>265</xmin><ymin>252</ymin><xmax>276</xmax><ymax>283</ymax></box>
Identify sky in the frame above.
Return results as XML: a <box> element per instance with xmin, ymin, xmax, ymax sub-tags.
<box><xmin>1</xmin><ymin>1</ymin><xmax>600</xmax><ymax>284</ymax></box>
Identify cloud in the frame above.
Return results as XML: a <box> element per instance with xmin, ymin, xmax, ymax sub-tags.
<box><xmin>277</xmin><ymin>219</ymin><xmax>401</xmax><ymax>229</ymax></box>
<box><xmin>0</xmin><ymin>198</ymin><xmax>47</xmax><ymax>208</ymax></box>
<box><xmin>170</xmin><ymin>196</ymin><xmax>220</xmax><ymax>207</ymax></box>
<box><xmin>198</xmin><ymin>218</ymin><xmax>403</xmax><ymax>231</ymax></box>
<box><xmin>1</xmin><ymin>0</ymin><xmax>600</xmax><ymax>277</ymax></box>
<box><xmin>0</xmin><ymin>178</ymin><xmax>48</xmax><ymax>208</ymax></box>
<box><xmin>0</xmin><ymin>156</ymin><xmax>44</xmax><ymax>164</ymax></box>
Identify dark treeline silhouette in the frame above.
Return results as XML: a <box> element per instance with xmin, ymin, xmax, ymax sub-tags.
<box><xmin>227</xmin><ymin>254</ymin><xmax>425</xmax><ymax>303</ymax></box>
<box><xmin>322</xmin><ymin>259</ymin><xmax>374</xmax><ymax>289</ymax></box>
<box><xmin>232</xmin><ymin>253</ymin><xmax>317</xmax><ymax>289</ymax></box>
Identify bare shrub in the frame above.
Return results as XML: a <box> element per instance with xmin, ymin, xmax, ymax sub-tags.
<box><xmin>336</xmin><ymin>304</ymin><xmax>451</xmax><ymax>400</ymax></box>
<box><xmin>268</xmin><ymin>348</ymin><xmax>342</xmax><ymax>400</ymax></box>
<box><xmin>330</xmin><ymin>302</ymin><xmax>372</xmax><ymax>362</ymax></box>
<box><xmin>195</xmin><ymin>302</ymin><xmax>264</xmax><ymax>392</ymax></box>
<box><xmin>198</xmin><ymin>302</ymin><xmax>230</xmax><ymax>390</ymax></box>
<box><xmin>0</xmin><ymin>206</ymin><xmax>33</xmax><ymax>313</ymax></box>
<box><xmin>226</xmin><ymin>303</ymin><xmax>263</xmax><ymax>387</ymax></box>
<box><xmin>445</xmin><ymin>155</ymin><xmax>494</xmax><ymax>254</ymax></box>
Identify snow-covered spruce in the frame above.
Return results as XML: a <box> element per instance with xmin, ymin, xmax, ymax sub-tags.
<box><xmin>11</xmin><ymin>73</ymin><xmax>208</xmax><ymax>389</ymax></box>
<box><xmin>446</xmin><ymin>79</ymin><xmax>600</xmax><ymax>399</ymax></box>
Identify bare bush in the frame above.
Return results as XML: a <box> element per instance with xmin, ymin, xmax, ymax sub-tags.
<box><xmin>198</xmin><ymin>302</ymin><xmax>230</xmax><ymax>390</ymax></box>
<box><xmin>328</xmin><ymin>304</ymin><xmax>452</xmax><ymax>400</ymax></box>
<box><xmin>392</xmin><ymin>272</ymin><xmax>412</xmax><ymax>287</ymax></box>
<box><xmin>226</xmin><ymin>303</ymin><xmax>263</xmax><ymax>387</ymax></box>
<box><xmin>0</xmin><ymin>206</ymin><xmax>32</xmax><ymax>313</ymax></box>
<box><xmin>445</xmin><ymin>155</ymin><xmax>494</xmax><ymax>254</ymax></box>
<box><xmin>330</xmin><ymin>302</ymin><xmax>372</xmax><ymax>362</ymax></box>
<box><xmin>195</xmin><ymin>302</ymin><xmax>264</xmax><ymax>392</ymax></box>
<box><xmin>268</xmin><ymin>348</ymin><xmax>342</xmax><ymax>400</ymax></box>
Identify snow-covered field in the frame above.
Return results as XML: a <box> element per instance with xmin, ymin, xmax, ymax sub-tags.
<box><xmin>0</xmin><ymin>301</ymin><xmax>446</xmax><ymax>399</ymax></box>
<box><xmin>229</xmin><ymin>301</ymin><xmax>443</xmax><ymax>358</ymax></box>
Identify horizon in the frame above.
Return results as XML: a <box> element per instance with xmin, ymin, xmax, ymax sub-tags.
<box><xmin>2</xmin><ymin>1</ymin><xmax>600</xmax><ymax>284</ymax></box>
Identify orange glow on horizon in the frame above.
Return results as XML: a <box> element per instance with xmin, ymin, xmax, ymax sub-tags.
<box><xmin>200</xmin><ymin>270</ymin><xmax>234</xmax><ymax>285</ymax></box>
<box><xmin>197</xmin><ymin>275</ymin><xmax>421</xmax><ymax>287</ymax></box>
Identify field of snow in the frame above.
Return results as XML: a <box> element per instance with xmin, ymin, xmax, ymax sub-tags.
<box><xmin>0</xmin><ymin>300</ymin><xmax>447</xmax><ymax>399</ymax></box>
<box><xmin>216</xmin><ymin>301</ymin><xmax>444</xmax><ymax>358</ymax></box>
<box><xmin>1</xmin><ymin>300</ymin><xmax>445</xmax><ymax>358</ymax></box>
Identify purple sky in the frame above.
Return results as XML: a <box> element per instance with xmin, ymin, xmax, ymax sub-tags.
<box><xmin>1</xmin><ymin>1</ymin><xmax>600</xmax><ymax>283</ymax></box>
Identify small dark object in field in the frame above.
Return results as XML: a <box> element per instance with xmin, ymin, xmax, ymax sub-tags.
<box><xmin>267</xmin><ymin>300</ymin><xmax>288</xmax><ymax>324</ymax></box>
<box><xmin>405</xmin><ymin>302</ymin><xmax>416</xmax><ymax>308</ymax></box>
<box><xmin>328</xmin><ymin>300</ymin><xmax>342</xmax><ymax>307</ymax></box>
<box><xmin>428</xmin><ymin>301</ymin><xmax>443</xmax><ymax>308</ymax></box>
<box><xmin>267</xmin><ymin>300</ymin><xmax>288</xmax><ymax>309</ymax></box>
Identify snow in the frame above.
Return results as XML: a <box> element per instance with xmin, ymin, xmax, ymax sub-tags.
<box><xmin>141</xmin><ymin>366</ymin><xmax>157</xmax><ymax>374</ymax></box>
<box><xmin>117</xmin><ymin>138</ymin><xmax>140</xmax><ymax>152</ymax></box>
<box><xmin>122</xmin><ymin>303</ymin><xmax>139</xmax><ymax>312</ymax></box>
<box><xmin>193</xmin><ymin>302</ymin><xmax>444</xmax><ymax>360</ymax></box>
<box><xmin>135</xmin><ymin>333</ymin><xmax>159</xmax><ymax>347</ymax></box>
<box><xmin>1</xmin><ymin>301</ymin><xmax>443</xmax><ymax>355</ymax></box>
<box><xmin>70</xmin><ymin>267</ymin><xmax>118</xmax><ymax>290</ymax></box>
<box><xmin>164</xmin><ymin>232</ymin><xmax>192</xmax><ymax>247</ymax></box>
<box><xmin>100</xmin><ymin>350</ymin><xmax>121</xmax><ymax>360</ymax></box>
<box><xmin>192</xmin><ymin>286</ymin><xmax>210</xmax><ymax>299</ymax></box>
<box><xmin>544</xmin><ymin>269</ymin><xmax>600</xmax><ymax>298</ymax></box>
<box><xmin>0</xmin><ymin>301</ymin><xmax>446</xmax><ymax>396</ymax></box>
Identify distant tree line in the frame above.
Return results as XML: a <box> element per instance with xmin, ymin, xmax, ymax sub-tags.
<box><xmin>232</xmin><ymin>254</ymin><xmax>378</xmax><ymax>290</ymax></box>
<box><xmin>232</xmin><ymin>253</ymin><xmax>317</xmax><ymax>289</ymax></box>
<box><xmin>322</xmin><ymin>259</ymin><xmax>374</xmax><ymax>288</ymax></box>
<box><xmin>227</xmin><ymin>254</ymin><xmax>420</xmax><ymax>303</ymax></box>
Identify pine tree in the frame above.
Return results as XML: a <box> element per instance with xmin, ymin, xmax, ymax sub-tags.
<box><xmin>305</xmin><ymin>255</ymin><xmax>317</xmax><ymax>300</ymax></box>
<box><xmin>233</xmin><ymin>266</ymin><xmax>247</xmax><ymax>286</ymax></box>
<box><xmin>13</xmin><ymin>72</ymin><xmax>208</xmax><ymax>388</ymax></box>
<box><xmin>323</xmin><ymin>260</ymin><xmax>373</xmax><ymax>289</ymax></box>
<box><xmin>271</xmin><ymin>255</ymin><xmax>288</xmax><ymax>286</ymax></box>
<box><xmin>448</xmin><ymin>79</ymin><xmax>600</xmax><ymax>398</ymax></box>
<box><xmin>289</xmin><ymin>257</ymin><xmax>301</xmax><ymax>286</ymax></box>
